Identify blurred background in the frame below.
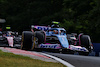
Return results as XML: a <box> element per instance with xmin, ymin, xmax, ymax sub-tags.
<box><xmin>0</xmin><ymin>0</ymin><xmax>100</xmax><ymax>43</ymax></box>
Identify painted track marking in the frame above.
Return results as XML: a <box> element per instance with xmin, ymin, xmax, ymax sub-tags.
<box><xmin>4</xmin><ymin>47</ymin><xmax>49</xmax><ymax>59</ymax></box>
<box><xmin>1</xmin><ymin>47</ymin><xmax>75</xmax><ymax>67</ymax></box>
<box><xmin>41</xmin><ymin>53</ymin><xmax>75</xmax><ymax>67</ymax></box>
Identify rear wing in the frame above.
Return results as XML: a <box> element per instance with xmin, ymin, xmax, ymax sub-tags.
<box><xmin>34</xmin><ymin>26</ymin><xmax>51</xmax><ymax>31</ymax></box>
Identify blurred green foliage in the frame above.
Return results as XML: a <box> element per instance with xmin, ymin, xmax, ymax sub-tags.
<box><xmin>0</xmin><ymin>0</ymin><xmax>100</xmax><ymax>42</ymax></box>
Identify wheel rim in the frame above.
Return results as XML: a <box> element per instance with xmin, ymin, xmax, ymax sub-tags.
<box><xmin>21</xmin><ymin>33</ymin><xmax>24</xmax><ymax>49</ymax></box>
<box><xmin>31</xmin><ymin>36</ymin><xmax>36</xmax><ymax>50</ymax></box>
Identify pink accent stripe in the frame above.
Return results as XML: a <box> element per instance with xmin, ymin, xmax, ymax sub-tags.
<box><xmin>74</xmin><ymin>38</ymin><xmax>77</xmax><ymax>45</ymax></box>
<box><xmin>4</xmin><ymin>48</ymin><xmax>49</xmax><ymax>59</ymax></box>
<box><xmin>79</xmin><ymin>34</ymin><xmax>82</xmax><ymax>45</ymax></box>
<box><xmin>43</xmin><ymin>31</ymin><xmax>46</xmax><ymax>43</ymax></box>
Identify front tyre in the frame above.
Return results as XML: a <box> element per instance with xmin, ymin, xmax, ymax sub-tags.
<box><xmin>21</xmin><ymin>31</ymin><xmax>33</xmax><ymax>50</ymax></box>
<box><xmin>80</xmin><ymin>35</ymin><xmax>93</xmax><ymax>51</ymax></box>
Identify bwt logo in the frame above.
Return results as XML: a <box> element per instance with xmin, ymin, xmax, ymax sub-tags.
<box><xmin>35</xmin><ymin>26</ymin><xmax>51</xmax><ymax>31</ymax></box>
<box><xmin>40</xmin><ymin>44</ymin><xmax>58</xmax><ymax>48</ymax></box>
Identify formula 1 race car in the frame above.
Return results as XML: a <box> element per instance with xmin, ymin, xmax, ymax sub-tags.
<box><xmin>0</xmin><ymin>31</ymin><xmax>21</xmax><ymax>47</ymax></box>
<box><xmin>21</xmin><ymin>22</ymin><xmax>93</xmax><ymax>55</ymax></box>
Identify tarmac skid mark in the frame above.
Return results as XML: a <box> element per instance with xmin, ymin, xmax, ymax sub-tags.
<box><xmin>4</xmin><ymin>47</ymin><xmax>50</xmax><ymax>59</ymax></box>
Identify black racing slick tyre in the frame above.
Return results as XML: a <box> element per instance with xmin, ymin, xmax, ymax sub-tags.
<box><xmin>21</xmin><ymin>31</ymin><xmax>33</xmax><ymax>50</ymax></box>
<box><xmin>35</xmin><ymin>31</ymin><xmax>46</xmax><ymax>44</ymax></box>
<box><xmin>80</xmin><ymin>35</ymin><xmax>92</xmax><ymax>51</ymax></box>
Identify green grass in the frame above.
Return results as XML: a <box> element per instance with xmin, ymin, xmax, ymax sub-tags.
<box><xmin>0</xmin><ymin>50</ymin><xmax>66</xmax><ymax>67</ymax></box>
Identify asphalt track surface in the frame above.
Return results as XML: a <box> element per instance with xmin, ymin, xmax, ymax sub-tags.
<box><xmin>45</xmin><ymin>52</ymin><xmax>100</xmax><ymax>67</ymax></box>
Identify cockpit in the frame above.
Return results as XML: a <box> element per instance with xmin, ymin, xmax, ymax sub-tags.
<box><xmin>47</xmin><ymin>28</ymin><xmax>66</xmax><ymax>35</ymax></box>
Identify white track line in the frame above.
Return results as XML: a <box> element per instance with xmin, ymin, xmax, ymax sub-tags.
<box><xmin>41</xmin><ymin>53</ymin><xmax>75</xmax><ymax>67</ymax></box>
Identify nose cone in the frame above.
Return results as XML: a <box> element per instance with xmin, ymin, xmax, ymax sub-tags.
<box><xmin>58</xmin><ymin>36</ymin><xmax>69</xmax><ymax>48</ymax></box>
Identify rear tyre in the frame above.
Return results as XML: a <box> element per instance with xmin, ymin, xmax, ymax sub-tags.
<box><xmin>35</xmin><ymin>31</ymin><xmax>46</xmax><ymax>44</ymax></box>
<box><xmin>21</xmin><ymin>31</ymin><xmax>33</xmax><ymax>50</ymax></box>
